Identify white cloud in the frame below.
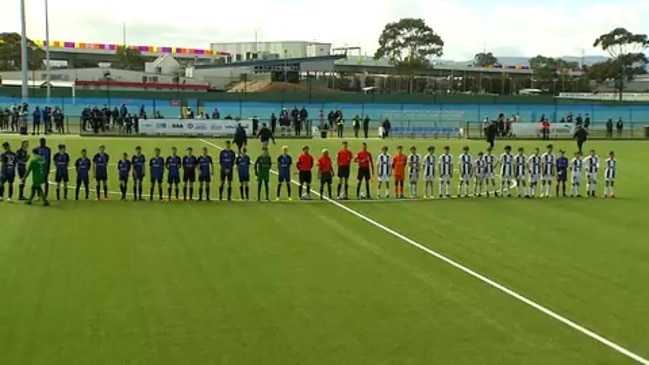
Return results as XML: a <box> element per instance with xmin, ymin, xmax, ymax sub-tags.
<box><xmin>3</xmin><ymin>0</ymin><xmax>649</xmax><ymax>60</ymax></box>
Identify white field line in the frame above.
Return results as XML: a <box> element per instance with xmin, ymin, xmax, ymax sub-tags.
<box><xmin>200</xmin><ymin>138</ymin><xmax>648</xmax><ymax>365</ymax></box>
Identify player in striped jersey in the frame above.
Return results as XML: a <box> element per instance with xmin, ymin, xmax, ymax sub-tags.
<box><xmin>527</xmin><ymin>148</ymin><xmax>542</xmax><ymax>198</ymax></box>
<box><xmin>541</xmin><ymin>145</ymin><xmax>555</xmax><ymax>198</ymax></box>
<box><xmin>376</xmin><ymin>146</ymin><xmax>391</xmax><ymax>199</ymax></box>
<box><xmin>483</xmin><ymin>147</ymin><xmax>497</xmax><ymax>196</ymax></box>
<box><xmin>603</xmin><ymin>151</ymin><xmax>617</xmax><ymax>198</ymax></box>
<box><xmin>474</xmin><ymin>151</ymin><xmax>486</xmax><ymax>197</ymax></box>
<box><xmin>514</xmin><ymin>147</ymin><xmax>528</xmax><ymax>198</ymax></box>
<box><xmin>570</xmin><ymin>151</ymin><xmax>583</xmax><ymax>197</ymax></box>
<box><xmin>422</xmin><ymin>146</ymin><xmax>436</xmax><ymax>198</ymax></box>
<box><xmin>407</xmin><ymin>146</ymin><xmax>422</xmax><ymax>198</ymax></box>
<box><xmin>438</xmin><ymin>146</ymin><xmax>453</xmax><ymax>198</ymax></box>
<box><xmin>583</xmin><ymin>149</ymin><xmax>599</xmax><ymax>198</ymax></box>
<box><xmin>498</xmin><ymin>146</ymin><xmax>514</xmax><ymax>197</ymax></box>
<box><xmin>457</xmin><ymin>146</ymin><xmax>472</xmax><ymax>198</ymax></box>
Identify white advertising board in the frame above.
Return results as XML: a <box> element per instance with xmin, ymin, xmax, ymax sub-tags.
<box><xmin>138</xmin><ymin>119</ymin><xmax>253</xmax><ymax>137</ymax></box>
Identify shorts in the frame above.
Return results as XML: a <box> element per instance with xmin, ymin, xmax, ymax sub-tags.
<box><xmin>460</xmin><ymin>174</ymin><xmax>471</xmax><ymax>181</ymax></box>
<box><xmin>239</xmin><ymin>173</ymin><xmax>250</xmax><ymax>183</ymax></box>
<box><xmin>605</xmin><ymin>170</ymin><xmax>616</xmax><ymax>182</ymax></box>
<box><xmin>424</xmin><ymin>175</ymin><xmax>435</xmax><ymax>182</ymax></box>
<box><xmin>183</xmin><ymin>170</ymin><xmax>196</xmax><ymax>183</ymax></box>
<box><xmin>133</xmin><ymin>172</ymin><xmax>145</xmax><ymax>181</ymax></box>
<box><xmin>168</xmin><ymin>175</ymin><xmax>180</xmax><ymax>184</ymax></box>
<box><xmin>95</xmin><ymin>172</ymin><xmax>108</xmax><ymax>181</ymax></box>
<box><xmin>220</xmin><ymin>169</ymin><xmax>233</xmax><ymax>182</ymax></box>
<box><xmin>409</xmin><ymin>172</ymin><xmax>419</xmax><ymax>183</ymax></box>
<box><xmin>320</xmin><ymin>171</ymin><xmax>332</xmax><ymax>184</ymax></box>
<box><xmin>119</xmin><ymin>174</ymin><xmax>129</xmax><ymax>182</ymax></box>
<box><xmin>0</xmin><ymin>173</ymin><xmax>15</xmax><ymax>184</ymax></box>
<box><xmin>485</xmin><ymin>172</ymin><xmax>495</xmax><ymax>179</ymax></box>
<box><xmin>151</xmin><ymin>176</ymin><xmax>163</xmax><ymax>184</ymax></box>
<box><xmin>357</xmin><ymin>167</ymin><xmax>371</xmax><ymax>181</ymax></box>
<box><xmin>337</xmin><ymin>165</ymin><xmax>350</xmax><ymax>179</ymax></box>
<box><xmin>17</xmin><ymin>165</ymin><xmax>27</xmax><ymax>178</ymax></box>
<box><xmin>556</xmin><ymin>171</ymin><xmax>567</xmax><ymax>182</ymax></box>
<box><xmin>542</xmin><ymin>174</ymin><xmax>554</xmax><ymax>181</ymax></box>
<box><xmin>378</xmin><ymin>174</ymin><xmax>390</xmax><ymax>183</ymax></box>
<box><xmin>394</xmin><ymin>174</ymin><xmax>405</xmax><ymax>182</ymax></box>
<box><xmin>529</xmin><ymin>174</ymin><xmax>540</xmax><ymax>183</ymax></box>
<box><xmin>571</xmin><ymin>173</ymin><xmax>581</xmax><ymax>184</ymax></box>
<box><xmin>474</xmin><ymin>173</ymin><xmax>485</xmax><ymax>180</ymax></box>
<box><xmin>299</xmin><ymin>170</ymin><xmax>312</xmax><ymax>184</ymax></box>
<box><xmin>587</xmin><ymin>173</ymin><xmax>598</xmax><ymax>183</ymax></box>
<box><xmin>440</xmin><ymin>174</ymin><xmax>452</xmax><ymax>182</ymax></box>
<box><xmin>501</xmin><ymin>174</ymin><xmax>513</xmax><ymax>180</ymax></box>
<box><xmin>77</xmin><ymin>175</ymin><xmax>89</xmax><ymax>184</ymax></box>
<box><xmin>515</xmin><ymin>174</ymin><xmax>526</xmax><ymax>181</ymax></box>
<box><xmin>278</xmin><ymin>171</ymin><xmax>291</xmax><ymax>183</ymax></box>
<box><xmin>55</xmin><ymin>172</ymin><xmax>69</xmax><ymax>183</ymax></box>
<box><xmin>199</xmin><ymin>174</ymin><xmax>212</xmax><ymax>183</ymax></box>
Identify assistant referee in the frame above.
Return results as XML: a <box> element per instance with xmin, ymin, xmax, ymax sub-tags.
<box><xmin>336</xmin><ymin>141</ymin><xmax>353</xmax><ymax>199</ymax></box>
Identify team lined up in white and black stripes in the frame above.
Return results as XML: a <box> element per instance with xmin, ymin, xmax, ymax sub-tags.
<box><xmin>388</xmin><ymin>144</ymin><xmax>618</xmax><ymax>199</ymax></box>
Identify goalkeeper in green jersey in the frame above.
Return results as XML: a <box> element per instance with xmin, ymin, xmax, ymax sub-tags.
<box><xmin>254</xmin><ymin>147</ymin><xmax>272</xmax><ymax>201</ymax></box>
<box><xmin>22</xmin><ymin>148</ymin><xmax>50</xmax><ymax>206</ymax></box>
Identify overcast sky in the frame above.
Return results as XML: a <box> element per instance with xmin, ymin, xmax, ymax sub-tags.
<box><xmin>4</xmin><ymin>0</ymin><xmax>649</xmax><ymax>60</ymax></box>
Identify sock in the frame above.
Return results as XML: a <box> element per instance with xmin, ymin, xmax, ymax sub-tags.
<box><xmin>133</xmin><ymin>185</ymin><xmax>138</xmax><ymax>199</ymax></box>
<box><xmin>168</xmin><ymin>187</ymin><xmax>172</xmax><ymax>199</ymax></box>
<box><xmin>327</xmin><ymin>184</ymin><xmax>332</xmax><ymax>198</ymax></box>
<box><xmin>439</xmin><ymin>182</ymin><xmax>443</xmax><ymax>196</ymax></box>
<box><xmin>75</xmin><ymin>184</ymin><xmax>80</xmax><ymax>200</ymax></box>
<box><xmin>207</xmin><ymin>187</ymin><xmax>211</xmax><ymax>200</ymax></box>
<box><xmin>245</xmin><ymin>186</ymin><xmax>249</xmax><ymax>200</ymax></box>
<box><xmin>84</xmin><ymin>182</ymin><xmax>89</xmax><ymax>199</ymax></box>
<box><xmin>150</xmin><ymin>186</ymin><xmax>154</xmax><ymax>200</ymax></box>
<box><xmin>306</xmin><ymin>185</ymin><xmax>311</xmax><ymax>196</ymax></box>
<box><xmin>0</xmin><ymin>185</ymin><xmax>4</xmax><ymax>199</ymax></box>
<box><xmin>158</xmin><ymin>186</ymin><xmax>163</xmax><ymax>200</ymax></box>
<box><xmin>183</xmin><ymin>186</ymin><xmax>187</xmax><ymax>200</ymax></box>
<box><xmin>44</xmin><ymin>183</ymin><xmax>49</xmax><ymax>198</ymax></box>
<box><xmin>287</xmin><ymin>184</ymin><xmax>291</xmax><ymax>198</ymax></box>
<box><xmin>19</xmin><ymin>183</ymin><xmax>25</xmax><ymax>198</ymax></box>
<box><xmin>344</xmin><ymin>184</ymin><xmax>348</xmax><ymax>197</ymax></box>
<box><xmin>562</xmin><ymin>184</ymin><xmax>566</xmax><ymax>195</ymax></box>
<box><xmin>365</xmin><ymin>180</ymin><xmax>370</xmax><ymax>197</ymax></box>
<box><xmin>96</xmin><ymin>185</ymin><xmax>101</xmax><ymax>199</ymax></box>
<box><xmin>239</xmin><ymin>186</ymin><xmax>244</xmax><ymax>199</ymax></box>
<box><xmin>277</xmin><ymin>184</ymin><xmax>282</xmax><ymax>198</ymax></box>
<box><xmin>457</xmin><ymin>184</ymin><xmax>462</xmax><ymax>196</ymax></box>
<box><xmin>320</xmin><ymin>185</ymin><xmax>324</xmax><ymax>197</ymax></box>
<box><xmin>63</xmin><ymin>185</ymin><xmax>68</xmax><ymax>199</ymax></box>
<box><xmin>199</xmin><ymin>186</ymin><xmax>203</xmax><ymax>200</ymax></box>
<box><xmin>555</xmin><ymin>184</ymin><xmax>559</xmax><ymax>196</ymax></box>
<box><xmin>264</xmin><ymin>182</ymin><xmax>269</xmax><ymax>199</ymax></box>
<box><xmin>257</xmin><ymin>182</ymin><xmax>262</xmax><ymax>199</ymax></box>
<box><xmin>610</xmin><ymin>186</ymin><xmax>614</xmax><ymax>196</ymax></box>
<box><xmin>356</xmin><ymin>184</ymin><xmax>361</xmax><ymax>198</ymax></box>
<box><xmin>219</xmin><ymin>186</ymin><xmax>224</xmax><ymax>200</ymax></box>
<box><xmin>189</xmin><ymin>187</ymin><xmax>194</xmax><ymax>200</ymax></box>
<box><xmin>227</xmin><ymin>187</ymin><xmax>231</xmax><ymax>200</ymax></box>
<box><xmin>104</xmin><ymin>185</ymin><xmax>108</xmax><ymax>198</ymax></box>
<box><xmin>298</xmin><ymin>185</ymin><xmax>303</xmax><ymax>197</ymax></box>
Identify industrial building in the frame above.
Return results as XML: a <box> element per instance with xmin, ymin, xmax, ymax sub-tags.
<box><xmin>209</xmin><ymin>41</ymin><xmax>331</xmax><ymax>62</ymax></box>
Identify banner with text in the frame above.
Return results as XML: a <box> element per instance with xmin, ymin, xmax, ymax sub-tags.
<box><xmin>138</xmin><ymin>119</ymin><xmax>252</xmax><ymax>137</ymax></box>
<box><xmin>511</xmin><ymin>123</ymin><xmax>575</xmax><ymax>138</ymax></box>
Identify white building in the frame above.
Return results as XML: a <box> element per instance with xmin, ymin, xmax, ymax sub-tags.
<box><xmin>144</xmin><ymin>54</ymin><xmax>182</xmax><ymax>75</ymax></box>
<box><xmin>210</xmin><ymin>41</ymin><xmax>331</xmax><ymax>62</ymax></box>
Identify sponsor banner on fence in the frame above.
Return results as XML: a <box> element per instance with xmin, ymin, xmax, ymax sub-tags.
<box><xmin>512</xmin><ymin>123</ymin><xmax>575</xmax><ymax>137</ymax></box>
<box><xmin>138</xmin><ymin>119</ymin><xmax>252</xmax><ymax>137</ymax></box>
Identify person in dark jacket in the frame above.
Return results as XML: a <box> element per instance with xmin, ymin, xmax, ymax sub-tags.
<box><xmin>606</xmin><ymin>118</ymin><xmax>614</xmax><ymax>138</ymax></box>
<box><xmin>233</xmin><ymin>124</ymin><xmax>248</xmax><ymax>153</ymax></box>
<box><xmin>362</xmin><ymin>115</ymin><xmax>370</xmax><ymax>139</ymax></box>
<box><xmin>252</xmin><ymin>116</ymin><xmax>260</xmax><ymax>136</ymax></box>
<box><xmin>381</xmin><ymin>118</ymin><xmax>391</xmax><ymax>139</ymax></box>
<box><xmin>573</xmin><ymin>125</ymin><xmax>588</xmax><ymax>153</ymax></box>
<box><xmin>352</xmin><ymin>115</ymin><xmax>361</xmax><ymax>138</ymax></box>
<box><xmin>270</xmin><ymin>113</ymin><xmax>277</xmax><ymax>135</ymax></box>
<box><xmin>257</xmin><ymin>123</ymin><xmax>275</xmax><ymax>148</ymax></box>
<box><xmin>486</xmin><ymin>121</ymin><xmax>498</xmax><ymax>148</ymax></box>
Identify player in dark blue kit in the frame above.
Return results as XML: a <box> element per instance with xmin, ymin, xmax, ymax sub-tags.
<box><xmin>75</xmin><ymin>149</ymin><xmax>92</xmax><ymax>200</ymax></box>
<box><xmin>118</xmin><ymin>152</ymin><xmax>132</xmax><ymax>200</ymax></box>
<box><xmin>16</xmin><ymin>140</ymin><xmax>30</xmax><ymax>200</ymax></box>
<box><xmin>218</xmin><ymin>141</ymin><xmax>236</xmax><ymax>201</ymax></box>
<box><xmin>92</xmin><ymin>145</ymin><xmax>110</xmax><ymax>201</ymax></box>
<box><xmin>276</xmin><ymin>146</ymin><xmax>293</xmax><ymax>200</ymax></box>
<box><xmin>166</xmin><ymin>147</ymin><xmax>181</xmax><ymax>200</ymax></box>
<box><xmin>37</xmin><ymin>138</ymin><xmax>52</xmax><ymax>198</ymax></box>
<box><xmin>197</xmin><ymin>147</ymin><xmax>214</xmax><ymax>201</ymax></box>
<box><xmin>149</xmin><ymin>148</ymin><xmax>165</xmax><ymax>201</ymax></box>
<box><xmin>0</xmin><ymin>142</ymin><xmax>18</xmax><ymax>201</ymax></box>
<box><xmin>182</xmin><ymin>147</ymin><xmax>198</xmax><ymax>201</ymax></box>
<box><xmin>556</xmin><ymin>149</ymin><xmax>569</xmax><ymax>197</ymax></box>
<box><xmin>236</xmin><ymin>148</ymin><xmax>251</xmax><ymax>200</ymax></box>
<box><xmin>53</xmin><ymin>144</ymin><xmax>71</xmax><ymax>200</ymax></box>
<box><xmin>131</xmin><ymin>146</ymin><xmax>146</xmax><ymax>201</ymax></box>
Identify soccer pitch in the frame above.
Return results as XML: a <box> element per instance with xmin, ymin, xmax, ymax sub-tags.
<box><xmin>0</xmin><ymin>134</ymin><xmax>648</xmax><ymax>364</ymax></box>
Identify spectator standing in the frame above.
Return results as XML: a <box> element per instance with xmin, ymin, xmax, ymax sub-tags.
<box><xmin>362</xmin><ymin>115</ymin><xmax>370</xmax><ymax>139</ymax></box>
<box><xmin>32</xmin><ymin>106</ymin><xmax>41</xmax><ymax>135</ymax></box>
<box><xmin>573</xmin><ymin>125</ymin><xmax>588</xmax><ymax>154</ymax></box>
<box><xmin>616</xmin><ymin>117</ymin><xmax>623</xmax><ymax>137</ymax></box>
<box><xmin>606</xmin><ymin>118</ymin><xmax>614</xmax><ymax>138</ymax></box>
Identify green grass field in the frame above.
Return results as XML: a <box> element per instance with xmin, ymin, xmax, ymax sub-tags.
<box><xmin>0</xmin><ymin>135</ymin><xmax>648</xmax><ymax>365</ymax></box>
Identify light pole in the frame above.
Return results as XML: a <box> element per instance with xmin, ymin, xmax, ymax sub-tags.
<box><xmin>20</xmin><ymin>0</ymin><xmax>29</xmax><ymax>103</ymax></box>
<box><xmin>284</xmin><ymin>49</ymin><xmax>288</xmax><ymax>83</ymax></box>
<box><xmin>45</xmin><ymin>0</ymin><xmax>51</xmax><ymax>101</ymax></box>
<box><xmin>103</xmin><ymin>71</ymin><xmax>112</xmax><ymax>106</ymax></box>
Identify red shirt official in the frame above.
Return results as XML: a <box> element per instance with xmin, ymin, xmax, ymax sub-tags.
<box><xmin>355</xmin><ymin>150</ymin><xmax>373</xmax><ymax>169</ymax></box>
<box><xmin>318</xmin><ymin>155</ymin><xmax>333</xmax><ymax>173</ymax></box>
<box><xmin>337</xmin><ymin>149</ymin><xmax>353</xmax><ymax>167</ymax></box>
<box><xmin>297</xmin><ymin>153</ymin><xmax>314</xmax><ymax>171</ymax></box>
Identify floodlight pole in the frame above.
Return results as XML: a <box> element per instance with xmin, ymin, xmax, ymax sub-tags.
<box><xmin>45</xmin><ymin>0</ymin><xmax>52</xmax><ymax>101</ymax></box>
<box><xmin>20</xmin><ymin>0</ymin><xmax>29</xmax><ymax>102</ymax></box>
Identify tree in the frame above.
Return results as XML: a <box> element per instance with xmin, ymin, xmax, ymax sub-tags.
<box><xmin>473</xmin><ymin>52</ymin><xmax>498</xmax><ymax>67</ymax></box>
<box><xmin>528</xmin><ymin>55</ymin><xmax>579</xmax><ymax>93</ymax></box>
<box><xmin>114</xmin><ymin>45</ymin><xmax>145</xmax><ymax>71</ymax></box>
<box><xmin>592</xmin><ymin>27</ymin><xmax>648</xmax><ymax>100</ymax></box>
<box><xmin>374</xmin><ymin>18</ymin><xmax>444</xmax><ymax>69</ymax></box>
<box><xmin>0</xmin><ymin>32</ymin><xmax>45</xmax><ymax>71</ymax></box>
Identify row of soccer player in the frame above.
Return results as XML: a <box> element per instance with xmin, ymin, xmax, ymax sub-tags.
<box><xmin>0</xmin><ymin>140</ymin><xmax>618</xmax><ymax>202</ymax></box>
